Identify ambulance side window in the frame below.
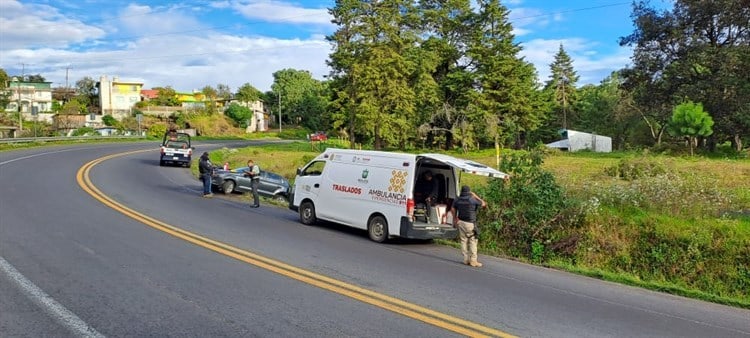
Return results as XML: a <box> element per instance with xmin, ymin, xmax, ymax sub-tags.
<box><xmin>302</xmin><ymin>161</ymin><xmax>326</xmax><ymax>176</ymax></box>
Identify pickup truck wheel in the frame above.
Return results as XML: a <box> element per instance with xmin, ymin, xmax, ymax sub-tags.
<box><xmin>273</xmin><ymin>194</ymin><xmax>288</xmax><ymax>203</ymax></box>
<box><xmin>222</xmin><ymin>180</ymin><xmax>235</xmax><ymax>194</ymax></box>
<box><xmin>300</xmin><ymin>201</ymin><xmax>317</xmax><ymax>225</ymax></box>
<box><xmin>368</xmin><ymin>215</ymin><xmax>388</xmax><ymax>243</ymax></box>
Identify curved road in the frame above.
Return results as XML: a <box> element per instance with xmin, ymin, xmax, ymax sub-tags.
<box><xmin>1</xmin><ymin>142</ymin><xmax>749</xmax><ymax>337</ymax></box>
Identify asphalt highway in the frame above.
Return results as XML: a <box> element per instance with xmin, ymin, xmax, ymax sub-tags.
<box><xmin>1</xmin><ymin>142</ymin><xmax>749</xmax><ymax>337</ymax></box>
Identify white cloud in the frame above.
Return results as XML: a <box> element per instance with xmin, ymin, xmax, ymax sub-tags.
<box><xmin>508</xmin><ymin>6</ymin><xmax>565</xmax><ymax>36</ymax></box>
<box><xmin>0</xmin><ymin>0</ymin><xmax>105</xmax><ymax>50</ymax></box>
<box><xmin>231</xmin><ymin>0</ymin><xmax>332</xmax><ymax>25</ymax></box>
<box><xmin>4</xmin><ymin>32</ymin><xmax>330</xmax><ymax>92</ymax></box>
<box><xmin>520</xmin><ymin>38</ymin><xmax>632</xmax><ymax>86</ymax></box>
<box><xmin>114</xmin><ymin>4</ymin><xmax>207</xmax><ymax>36</ymax></box>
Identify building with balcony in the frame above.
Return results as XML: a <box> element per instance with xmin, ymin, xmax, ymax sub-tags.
<box><xmin>4</xmin><ymin>77</ymin><xmax>53</xmax><ymax>116</ymax></box>
<box><xmin>97</xmin><ymin>75</ymin><xmax>143</xmax><ymax>119</ymax></box>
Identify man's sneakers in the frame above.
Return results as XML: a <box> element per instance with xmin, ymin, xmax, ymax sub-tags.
<box><xmin>203</xmin><ymin>193</ymin><xmax>214</xmax><ymax>198</ymax></box>
<box><xmin>249</xmin><ymin>204</ymin><xmax>259</xmax><ymax>208</ymax></box>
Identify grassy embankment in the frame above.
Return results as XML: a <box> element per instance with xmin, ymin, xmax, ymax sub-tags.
<box><xmin>207</xmin><ymin>141</ymin><xmax>750</xmax><ymax>309</ymax></box>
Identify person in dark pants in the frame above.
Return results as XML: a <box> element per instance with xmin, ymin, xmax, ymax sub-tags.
<box><xmin>414</xmin><ymin>170</ymin><xmax>438</xmax><ymax>205</ymax></box>
<box><xmin>198</xmin><ymin>152</ymin><xmax>214</xmax><ymax>197</ymax></box>
<box><xmin>244</xmin><ymin>159</ymin><xmax>261</xmax><ymax>207</ymax></box>
<box><xmin>451</xmin><ymin>185</ymin><xmax>486</xmax><ymax>267</ymax></box>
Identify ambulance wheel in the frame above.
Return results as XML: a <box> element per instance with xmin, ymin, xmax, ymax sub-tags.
<box><xmin>368</xmin><ymin>215</ymin><xmax>388</xmax><ymax>243</ymax></box>
<box><xmin>300</xmin><ymin>201</ymin><xmax>317</xmax><ymax>225</ymax></box>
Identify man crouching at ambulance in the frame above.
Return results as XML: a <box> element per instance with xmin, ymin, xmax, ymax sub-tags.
<box><xmin>451</xmin><ymin>185</ymin><xmax>487</xmax><ymax>267</ymax></box>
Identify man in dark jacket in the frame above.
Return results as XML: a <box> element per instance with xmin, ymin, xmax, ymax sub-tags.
<box><xmin>451</xmin><ymin>185</ymin><xmax>487</xmax><ymax>267</ymax></box>
<box><xmin>198</xmin><ymin>152</ymin><xmax>214</xmax><ymax>197</ymax></box>
<box><xmin>414</xmin><ymin>171</ymin><xmax>438</xmax><ymax>205</ymax></box>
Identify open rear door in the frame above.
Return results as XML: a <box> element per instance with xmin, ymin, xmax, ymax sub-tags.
<box><xmin>418</xmin><ymin>153</ymin><xmax>509</xmax><ymax>178</ymax></box>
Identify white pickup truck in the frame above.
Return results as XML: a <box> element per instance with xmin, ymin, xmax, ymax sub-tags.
<box><xmin>159</xmin><ymin>131</ymin><xmax>193</xmax><ymax>167</ymax></box>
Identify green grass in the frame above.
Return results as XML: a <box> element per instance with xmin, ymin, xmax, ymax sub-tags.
<box><xmin>548</xmin><ymin>262</ymin><xmax>750</xmax><ymax>309</ymax></box>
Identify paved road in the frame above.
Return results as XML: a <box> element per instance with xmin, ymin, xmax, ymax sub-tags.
<box><xmin>1</xmin><ymin>142</ymin><xmax>749</xmax><ymax>337</ymax></box>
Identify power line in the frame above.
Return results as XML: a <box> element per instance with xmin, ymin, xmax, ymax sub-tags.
<box><xmin>65</xmin><ymin>42</ymin><xmax>325</xmax><ymax>65</ymax></box>
<box><xmin>509</xmin><ymin>2</ymin><xmax>631</xmax><ymax>21</ymax></box>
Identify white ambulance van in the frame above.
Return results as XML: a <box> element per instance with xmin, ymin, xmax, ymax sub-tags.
<box><xmin>289</xmin><ymin>148</ymin><xmax>508</xmax><ymax>242</ymax></box>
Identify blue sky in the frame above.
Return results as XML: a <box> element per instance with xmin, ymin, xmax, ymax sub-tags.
<box><xmin>0</xmin><ymin>0</ymin><xmax>673</xmax><ymax>92</ymax></box>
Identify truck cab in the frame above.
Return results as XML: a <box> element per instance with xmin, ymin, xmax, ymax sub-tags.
<box><xmin>159</xmin><ymin>130</ymin><xmax>192</xmax><ymax>167</ymax></box>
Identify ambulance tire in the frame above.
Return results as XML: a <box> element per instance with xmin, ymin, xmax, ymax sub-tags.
<box><xmin>300</xmin><ymin>201</ymin><xmax>317</xmax><ymax>225</ymax></box>
<box><xmin>368</xmin><ymin>215</ymin><xmax>388</xmax><ymax>243</ymax></box>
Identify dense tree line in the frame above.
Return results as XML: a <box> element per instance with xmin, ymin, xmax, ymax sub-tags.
<box><xmin>320</xmin><ymin>0</ymin><xmax>749</xmax><ymax>152</ymax></box>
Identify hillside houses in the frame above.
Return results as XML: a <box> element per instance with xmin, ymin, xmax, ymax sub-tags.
<box><xmin>3</xmin><ymin>74</ymin><xmax>269</xmax><ymax>133</ymax></box>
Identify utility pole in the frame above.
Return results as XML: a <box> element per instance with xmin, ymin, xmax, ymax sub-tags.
<box><xmin>15</xmin><ymin>77</ymin><xmax>22</xmax><ymax>132</ymax></box>
<box><xmin>278</xmin><ymin>90</ymin><xmax>282</xmax><ymax>133</ymax></box>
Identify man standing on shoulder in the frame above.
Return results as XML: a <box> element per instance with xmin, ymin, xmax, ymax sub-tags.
<box><xmin>451</xmin><ymin>185</ymin><xmax>487</xmax><ymax>267</ymax></box>
<box><xmin>198</xmin><ymin>152</ymin><xmax>214</xmax><ymax>197</ymax></box>
<box><xmin>244</xmin><ymin>159</ymin><xmax>261</xmax><ymax>208</ymax></box>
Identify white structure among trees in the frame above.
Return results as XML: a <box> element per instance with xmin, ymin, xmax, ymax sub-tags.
<box><xmin>546</xmin><ymin>129</ymin><xmax>612</xmax><ymax>152</ymax></box>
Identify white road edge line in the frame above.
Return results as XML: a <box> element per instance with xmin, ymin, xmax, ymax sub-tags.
<box><xmin>0</xmin><ymin>256</ymin><xmax>105</xmax><ymax>338</ymax></box>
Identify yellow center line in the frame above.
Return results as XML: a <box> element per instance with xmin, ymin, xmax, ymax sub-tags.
<box><xmin>76</xmin><ymin>150</ymin><xmax>516</xmax><ymax>338</ymax></box>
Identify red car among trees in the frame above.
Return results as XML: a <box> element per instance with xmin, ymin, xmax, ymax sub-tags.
<box><xmin>309</xmin><ymin>132</ymin><xmax>328</xmax><ymax>141</ymax></box>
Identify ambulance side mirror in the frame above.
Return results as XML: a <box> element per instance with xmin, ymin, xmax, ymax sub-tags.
<box><xmin>296</xmin><ymin>168</ymin><xmax>302</xmax><ymax>176</ymax></box>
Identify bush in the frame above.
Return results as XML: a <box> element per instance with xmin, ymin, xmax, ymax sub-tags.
<box><xmin>479</xmin><ymin>150</ymin><xmax>585</xmax><ymax>261</ymax></box>
<box><xmin>71</xmin><ymin>127</ymin><xmax>96</xmax><ymax>136</ymax></box>
<box><xmin>587</xmin><ymin>172</ymin><xmax>733</xmax><ymax>218</ymax></box>
<box><xmin>102</xmin><ymin>115</ymin><xmax>117</xmax><ymax>127</ymax></box>
<box><xmin>278</xmin><ymin>127</ymin><xmax>311</xmax><ymax>140</ymax></box>
<box><xmin>604</xmin><ymin>156</ymin><xmax>669</xmax><ymax>180</ymax></box>
<box><xmin>148</xmin><ymin>123</ymin><xmax>167</xmax><ymax>139</ymax></box>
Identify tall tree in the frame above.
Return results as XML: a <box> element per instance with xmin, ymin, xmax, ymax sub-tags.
<box><xmin>327</xmin><ymin>0</ymin><xmax>363</xmax><ymax>147</ymax></box>
<box><xmin>201</xmin><ymin>85</ymin><xmax>218</xmax><ymax>113</ymax></box>
<box><xmin>269</xmin><ymin>69</ymin><xmax>326</xmax><ymax>129</ymax></box>
<box><xmin>27</xmin><ymin>74</ymin><xmax>46</xmax><ymax>83</ymax></box>
<box><xmin>574</xmin><ymin>72</ymin><xmax>642</xmax><ymax>150</ymax></box>
<box><xmin>216</xmin><ymin>84</ymin><xmax>232</xmax><ymax>101</ymax></box>
<box><xmin>327</xmin><ymin>0</ymin><xmax>420</xmax><ymax>149</ymax></box>
<box><xmin>468</xmin><ymin>0</ymin><xmax>545</xmax><ymax>150</ymax></box>
<box><xmin>75</xmin><ymin>76</ymin><xmax>98</xmax><ymax>111</ymax></box>
<box><xmin>545</xmin><ymin>44</ymin><xmax>579</xmax><ymax>130</ymax></box>
<box><xmin>235</xmin><ymin>83</ymin><xmax>262</xmax><ymax>105</ymax></box>
<box><xmin>417</xmin><ymin>0</ymin><xmax>475</xmax><ymax>149</ymax></box>
<box><xmin>0</xmin><ymin>68</ymin><xmax>9</xmax><ymax>109</ymax></box>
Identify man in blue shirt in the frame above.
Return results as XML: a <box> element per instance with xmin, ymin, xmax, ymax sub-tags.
<box><xmin>451</xmin><ymin>185</ymin><xmax>487</xmax><ymax>267</ymax></box>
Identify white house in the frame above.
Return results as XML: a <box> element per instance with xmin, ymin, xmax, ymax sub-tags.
<box><xmin>546</xmin><ymin>129</ymin><xmax>612</xmax><ymax>152</ymax></box>
<box><xmin>4</xmin><ymin>77</ymin><xmax>53</xmax><ymax>116</ymax></box>
<box><xmin>227</xmin><ymin>99</ymin><xmax>268</xmax><ymax>132</ymax></box>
